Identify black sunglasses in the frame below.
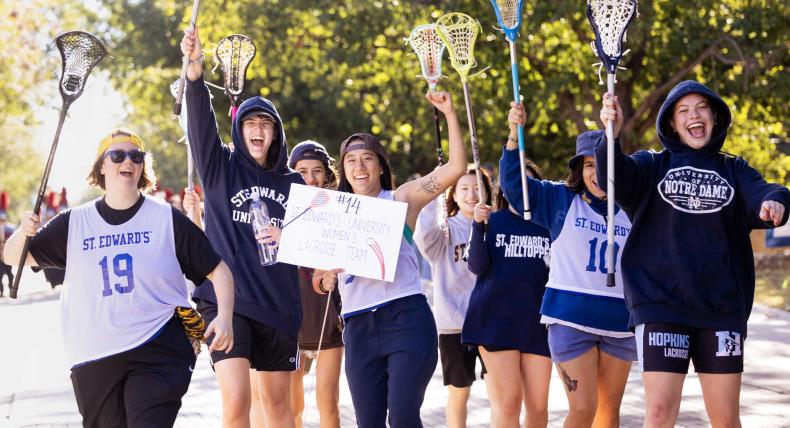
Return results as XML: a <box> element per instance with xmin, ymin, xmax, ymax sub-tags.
<box><xmin>104</xmin><ymin>149</ymin><xmax>146</xmax><ymax>164</ymax></box>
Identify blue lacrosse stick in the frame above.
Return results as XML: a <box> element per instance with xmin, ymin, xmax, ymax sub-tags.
<box><xmin>490</xmin><ymin>0</ymin><xmax>531</xmax><ymax>220</ymax></box>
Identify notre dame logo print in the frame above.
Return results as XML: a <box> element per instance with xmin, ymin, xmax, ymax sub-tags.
<box><xmin>715</xmin><ymin>331</ymin><xmax>742</xmax><ymax>357</ymax></box>
<box><xmin>658</xmin><ymin>167</ymin><xmax>734</xmax><ymax>213</ymax></box>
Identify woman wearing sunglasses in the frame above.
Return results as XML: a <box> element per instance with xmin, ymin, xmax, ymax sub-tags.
<box><xmin>3</xmin><ymin>128</ymin><xmax>235</xmax><ymax>428</ymax></box>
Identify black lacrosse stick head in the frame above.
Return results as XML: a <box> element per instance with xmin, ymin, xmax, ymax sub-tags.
<box><xmin>586</xmin><ymin>0</ymin><xmax>637</xmax><ymax>74</ymax></box>
<box><xmin>55</xmin><ymin>31</ymin><xmax>108</xmax><ymax>104</ymax></box>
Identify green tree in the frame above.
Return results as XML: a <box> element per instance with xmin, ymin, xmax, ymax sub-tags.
<box><xmin>98</xmin><ymin>0</ymin><xmax>789</xmax><ymax>189</ymax></box>
<box><xmin>0</xmin><ymin>0</ymin><xmax>94</xmax><ymax>220</ymax></box>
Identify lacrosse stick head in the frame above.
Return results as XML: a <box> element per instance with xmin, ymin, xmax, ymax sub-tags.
<box><xmin>436</xmin><ymin>13</ymin><xmax>482</xmax><ymax>83</ymax></box>
<box><xmin>490</xmin><ymin>0</ymin><xmax>524</xmax><ymax>42</ymax></box>
<box><xmin>215</xmin><ymin>34</ymin><xmax>257</xmax><ymax>102</ymax></box>
<box><xmin>407</xmin><ymin>24</ymin><xmax>445</xmax><ymax>90</ymax></box>
<box><xmin>586</xmin><ymin>0</ymin><xmax>637</xmax><ymax>73</ymax></box>
<box><xmin>55</xmin><ymin>31</ymin><xmax>108</xmax><ymax>104</ymax></box>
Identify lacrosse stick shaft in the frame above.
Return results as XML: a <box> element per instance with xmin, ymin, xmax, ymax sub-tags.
<box><xmin>462</xmin><ymin>82</ymin><xmax>485</xmax><ymax>203</ymax></box>
<box><xmin>315</xmin><ymin>289</ymin><xmax>334</xmax><ymax>362</ymax></box>
<box><xmin>432</xmin><ymin>106</ymin><xmax>450</xmax><ymax>237</ymax></box>
<box><xmin>508</xmin><ymin>41</ymin><xmax>531</xmax><ymax>221</ymax></box>
<box><xmin>605</xmin><ymin>73</ymin><xmax>616</xmax><ymax>287</ymax></box>
<box><xmin>10</xmin><ymin>106</ymin><xmax>69</xmax><ymax>299</ymax></box>
<box><xmin>173</xmin><ymin>0</ymin><xmax>201</xmax><ymax>115</ymax></box>
<box><xmin>432</xmin><ymin>107</ymin><xmax>444</xmax><ymax>165</ymax></box>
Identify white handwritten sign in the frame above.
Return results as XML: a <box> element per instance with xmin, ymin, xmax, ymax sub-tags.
<box><xmin>278</xmin><ymin>184</ymin><xmax>407</xmax><ymax>282</ymax></box>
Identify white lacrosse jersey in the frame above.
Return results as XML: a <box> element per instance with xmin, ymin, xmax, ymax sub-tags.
<box><xmin>62</xmin><ymin>196</ymin><xmax>190</xmax><ymax>366</ymax></box>
<box><xmin>338</xmin><ymin>190</ymin><xmax>423</xmax><ymax>317</ymax></box>
<box><xmin>540</xmin><ymin>195</ymin><xmax>633</xmax><ymax>336</ymax></box>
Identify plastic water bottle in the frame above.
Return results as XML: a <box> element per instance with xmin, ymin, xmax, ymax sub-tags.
<box><xmin>249</xmin><ymin>197</ymin><xmax>277</xmax><ymax>266</ymax></box>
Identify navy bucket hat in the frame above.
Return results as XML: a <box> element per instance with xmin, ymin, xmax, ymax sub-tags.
<box><xmin>568</xmin><ymin>130</ymin><xmax>605</xmax><ymax>169</ymax></box>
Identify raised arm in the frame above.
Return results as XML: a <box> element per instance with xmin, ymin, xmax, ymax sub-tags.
<box><xmin>500</xmin><ymin>103</ymin><xmax>573</xmax><ymax>237</ymax></box>
<box><xmin>596</xmin><ymin>93</ymin><xmax>655</xmax><ymax>210</ymax></box>
<box><xmin>180</xmin><ymin>27</ymin><xmax>231</xmax><ymax>188</ymax></box>
<box><xmin>395</xmin><ymin>91</ymin><xmax>467</xmax><ymax>230</ymax></box>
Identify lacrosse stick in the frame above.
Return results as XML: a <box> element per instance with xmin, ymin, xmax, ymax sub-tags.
<box><xmin>173</xmin><ymin>0</ymin><xmax>200</xmax><ymax>115</ymax></box>
<box><xmin>436</xmin><ymin>13</ymin><xmax>485</xmax><ymax>203</ymax></box>
<box><xmin>587</xmin><ymin>0</ymin><xmax>637</xmax><ymax>287</ymax></box>
<box><xmin>490</xmin><ymin>0</ymin><xmax>531</xmax><ymax>220</ymax></box>
<box><xmin>170</xmin><ymin>79</ymin><xmax>199</xmax><ymax>221</ymax></box>
<box><xmin>10</xmin><ymin>31</ymin><xmax>107</xmax><ymax>299</ymax></box>
<box><xmin>407</xmin><ymin>24</ymin><xmax>450</xmax><ymax>237</ymax></box>
<box><xmin>282</xmin><ymin>190</ymin><xmax>330</xmax><ymax>229</ymax></box>
<box><xmin>214</xmin><ymin>34</ymin><xmax>256</xmax><ymax>121</ymax></box>
<box><xmin>314</xmin><ymin>288</ymin><xmax>334</xmax><ymax>363</ymax></box>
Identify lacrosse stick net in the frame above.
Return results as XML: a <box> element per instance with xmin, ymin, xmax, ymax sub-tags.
<box><xmin>587</xmin><ymin>0</ymin><xmax>637</xmax><ymax>74</ymax></box>
<box><xmin>587</xmin><ymin>0</ymin><xmax>637</xmax><ymax>288</ymax></box>
<box><xmin>10</xmin><ymin>31</ymin><xmax>107</xmax><ymax>299</ymax></box>
<box><xmin>56</xmin><ymin>31</ymin><xmax>108</xmax><ymax>104</ymax></box>
<box><xmin>436</xmin><ymin>13</ymin><xmax>486</xmax><ymax>203</ymax></box>
<box><xmin>407</xmin><ymin>24</ymin><xmax>445</xmax><ymax>90</ymax></box>
<box><xmin>436</xmin><ymin>13</ymin><xmax>482</xmax><ymax>83</ymax></box>
<box><xmin>215</xmin><ymin>34</ymin><xmax>256</xmax><ymax>120</ymax></box>
<box><xmin>408</xmin><ymin>24</ymin><xmax>451</xmax><ymax>235</ymax></box>
<box><xmin>491</xmin><ymin>0</ymin><xmax>524</xmax><ymax>41</ymax></box>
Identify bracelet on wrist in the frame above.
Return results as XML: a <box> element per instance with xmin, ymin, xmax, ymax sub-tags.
<box><xmin>318</xmin><ymin>280</ymin><xmax>329</xmax><ymax>294</ymax></box>
<box><xmin>189</xmin><ymin>53</ymin><xmax>205</xmax><ymax>65</ymax></box>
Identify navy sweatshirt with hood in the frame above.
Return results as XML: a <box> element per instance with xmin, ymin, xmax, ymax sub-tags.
<box><xmin>596</xmin><ymin>80</ymin><xmax>790</xmax><ymax>334</ymax></box>
<box><xmin>186</xmin><ymin>76</ymin><xmax>304</xmax><ymax>337</ymax></box>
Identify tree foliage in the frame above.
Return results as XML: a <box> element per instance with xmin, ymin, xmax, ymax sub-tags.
<box><xmin>0</xmin><ymin>1</ymin><xmax>93</xmax><ymax>220</ymax></box>
<box><xmin>92</xmin><ymin>0</ymin><xmax>789</xmax><ymax>189</ymax></box>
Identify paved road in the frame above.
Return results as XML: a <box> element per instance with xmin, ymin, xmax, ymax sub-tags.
<box><xmin>1</xmin><ymin>270</ymin><xmax>789</xmax><ymax>427</ymax></box>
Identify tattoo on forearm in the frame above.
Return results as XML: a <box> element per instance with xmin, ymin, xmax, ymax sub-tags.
<box><xmin>420</xmin><ymin>176</ymin><xmax>440</xmax><ymax>194</ymax></box>
<box><xmin>558</xmin><ymin>365</ymin><xmax>578</xmax><ymax>392</ymax></box>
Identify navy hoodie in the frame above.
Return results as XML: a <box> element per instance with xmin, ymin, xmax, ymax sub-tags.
<box><xmin>186</xmin><ymin>76</ymin><xmax>304</xmax><ymax>336</ymax></box>
<box><xmin>595</xmin><ymin>80</ymin><xmax>790</xmax><ymax>334</ymax></box>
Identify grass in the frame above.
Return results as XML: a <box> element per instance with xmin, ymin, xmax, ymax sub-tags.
<box><xmin>755</xmin><ymin>267</ymin><xmax>790</xmax><ymax>312</ymax></box>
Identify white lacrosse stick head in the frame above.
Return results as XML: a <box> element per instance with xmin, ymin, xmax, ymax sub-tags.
<box><xmin>587</xmin><ymin>0</ymin><xmax>637</xmax><ymax>72</ymax></box>
<box><xmin>436</xmin><ymin>12</ymin><xmax>482</xmax><ymax>83</ymax></box>
<box><xmin>407</xmin><ymin>24</ymin><xmax>445</xmax><ymax>90</ymax></box>
<box><xmin>214</xmin><ymin>34</ymin><xmax>257</xmax><ymax>98</ymax></box>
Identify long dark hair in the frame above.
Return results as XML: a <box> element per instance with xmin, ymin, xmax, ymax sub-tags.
<box><xmin>565</xmin><ymin>158</ymin><xmax>586</xmax><ymax>194</ymax></box>
<box><xmin>445</xmin><ymin>166</ymin><xmax>493</xmax><ymax>217</ymax></box>
<box><xmin>336</xmin><ymin>135</ymin><xmax>394</xmax><ymax>194</ymax></box>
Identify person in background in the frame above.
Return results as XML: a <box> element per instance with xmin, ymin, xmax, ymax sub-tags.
<box><xmin>414</xmin><ymin>166</ymin><xmax>493</xmax><ymax>428</ymax></box>
<box><xmin>288</xmin><ymin>140</ymin><xmax>344</xmax><ymax>428</ymax></box>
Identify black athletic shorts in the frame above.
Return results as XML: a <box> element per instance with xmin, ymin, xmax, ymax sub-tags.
<box><xmin>197</xmin><ymin>300</ymin><xmax>299</xmax><ymax>372</ymax></box>
<box><xmin>70</xmin><ymin>317</ymin><xmax>196</xmax><ymax>428</ymax></box>
<box><xmin>439</xmin><ymin>333</ymin><xmax>487</xmax><ymax>388</ymax></box>
<box><xmin>636</xmin><ymin>323</ymin><xmax>744</xmax><ymax>374</ymax></box>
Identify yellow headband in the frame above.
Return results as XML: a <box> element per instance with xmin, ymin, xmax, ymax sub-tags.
<box><xmin>97</xmin><ymin>128</ymin><xmax>145</xmax><ymax>156</ymax></box>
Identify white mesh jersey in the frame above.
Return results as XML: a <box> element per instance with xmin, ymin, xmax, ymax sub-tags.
<box><xmin>62</xmin><ymin>196</ymin><xmax>189</xmax><ymax>366</ymax></box>
<box><xmin>540</xmin><ymin>195</ymin><xmax>633</xmax><ymax>337</ymax></box>
<box><xmin>546</xmin><ymin>195</ymin><xmax>630</xmax><ymax>297</ymax></box>
<box><xmin>338</xmin><ymin>190</ymin><xmax>423</xmax><ymax>316</ymax></box>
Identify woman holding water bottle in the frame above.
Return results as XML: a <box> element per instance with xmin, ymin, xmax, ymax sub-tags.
<box><xmin>181</xmin><ymin>29</ymin><xmax>303</xmax><ymax>427</ymax></box>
